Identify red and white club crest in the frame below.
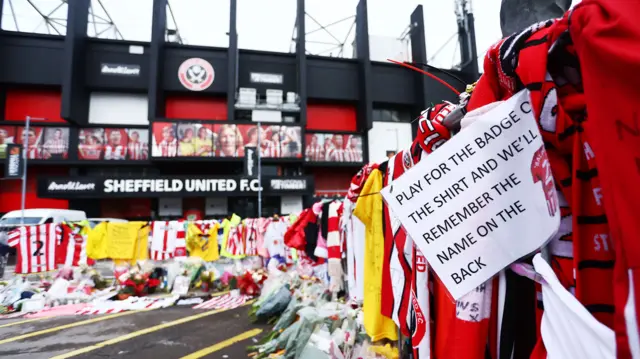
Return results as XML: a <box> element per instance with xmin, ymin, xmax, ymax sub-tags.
<box><xmin>416</xmin><ymin>253</ymin><xmax>427</xmax><ymax>272</ymax></box>
<box><xmin>403</xmin><ymin>151</ymin><xmax>413</xmax><ymax>170</ymax></box>
<box><xmin>178</xmin><ymin>58</ymin><xmax>215</xmax><ymax>91</ymax></box>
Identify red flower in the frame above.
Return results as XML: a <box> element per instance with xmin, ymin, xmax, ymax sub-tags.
<box><xmin>237</xmin><ymin>272</ymin><xmax>260</xmax><ymax>297</ymax></box>
<box><xmin>147</xmin><ymin>279</ymin><xmax>161</xmax><ymax>288</ymax></box>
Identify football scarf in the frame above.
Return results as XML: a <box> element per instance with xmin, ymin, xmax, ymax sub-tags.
<box><xmin>382</xmin><ymin>151</ymin><xmax>413</xmax><ymax>336</ymax></box>
<box><xmin>569</xmin><ymin>1</ymin><xmax>640</xmax><ymax>357</ymax></box>
<box><xmin>407</xmin><ymin>102</ymin><xmax>456</xmax><ymax>358</ymax></box>
<box><xmin>467</xmin><ymin>7</ymin><xmax>640</xmax><ymax>356</ymax></box>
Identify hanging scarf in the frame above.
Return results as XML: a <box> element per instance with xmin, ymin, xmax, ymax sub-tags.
<box><xmin>568</xmin><ymin>2</ymin><xmax>640</xmax><ymax>358</ymax></box>
<box><xmin>466</xmin><ymin>9</ymin><xmax>640</xmax><ymax>357</ymax></box>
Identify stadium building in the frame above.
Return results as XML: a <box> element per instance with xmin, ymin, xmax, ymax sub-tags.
<box><xmin>0</xmin><ymin>0</ymin><xmax>478</xmax><ymax>220</ymax></box>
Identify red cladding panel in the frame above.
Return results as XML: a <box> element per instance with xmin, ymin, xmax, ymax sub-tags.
<box><xmin>306</xmin><ymin>104</ymin><xmax>357</xmax><ymax>132</ymax></box>
<box><xmin>5</xmin><ymin>89</ymin><xmax>66</xmax><ymax>123</ymax></box>
<box><xmin>165</xmin><ymin>96</ymin><xmax>227</xmax><ymax>120</ymax></box>
<box><xmin>312</xmin><ymin>167</ymin><xmax>356</xmax><ymax>196</ymax></box>
<box><xmin>0</xmin><ymin>168</ymin><xmax>69</xmax><ymax>213</ymax></box>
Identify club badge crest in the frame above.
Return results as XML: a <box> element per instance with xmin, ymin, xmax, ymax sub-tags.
<box><xmin>178</xmin><ymin>58</ymin><xmax>215</xmax><ymax>91</ymax></box>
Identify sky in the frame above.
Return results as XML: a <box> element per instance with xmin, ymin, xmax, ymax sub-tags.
<box><xmin>0</xmin><ymin>0</ymin><xmax>575</xmax><ymax>70</ymax></box>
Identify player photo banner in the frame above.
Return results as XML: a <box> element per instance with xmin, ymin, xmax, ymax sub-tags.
<box><xmin>0</xmin><ymin>125</ymin><xmax>17</xmax><ymax>159</ymax></box>
<box><xmin>238</xmin><ymin>124</ymin><xmax>302</xmax><ymax>159</ymax></box>
<box><xmin>304</xmin><ymin>133</ymin><xmax>364</xmax><ymax>163</ymax></box>
<box><xmin>151</xmin><ymin>122</ymin><xmax>215</xmax><ymax>158</ymax></box>
<box><xmin>10</xmin><ymin>126</ymin><xmax>70</xmax><ymax>161</ymax></box>
<box><xmin>150</xmin><ymin>122</ymin><xmax>302</xmax><ymax>160</ymax></box>
<box><xmin>78</xmin><ymin>127</ymin><xmax>149</xmax><ymax>161</ymax></box>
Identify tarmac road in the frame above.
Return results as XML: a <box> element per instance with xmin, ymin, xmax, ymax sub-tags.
<box><xmin>0</xmin><ymin>303</ymin><xmax>270</xmax><ymax>359</ymax></box>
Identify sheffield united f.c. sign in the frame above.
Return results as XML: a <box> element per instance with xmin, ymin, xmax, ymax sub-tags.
<box><xmin>178</xmin><ymin>58</ymin><xmax>214</xmax><ymax>91</ymax></box>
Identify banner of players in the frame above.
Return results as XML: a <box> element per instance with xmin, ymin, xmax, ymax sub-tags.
<box><xmin>150</xmin><ymin>122</ymin><xmax>303</xmax><ymax>159</ymax></box>
<box><xmin>304</xmin><ymin>132</ymin><xmax>364</xmax><ymax>163</ymax></box>
<box><xmin>0</xmin><ymin>124</ymin><xmax>363</xmax><ymax>163</ymax></box>
<box><xmin>0</xmin><ymin>125</ymin><xmax>70</xmax><ymax>160</ymax></box>
<box><xmin>78</xmin><ymin>128</ymin><xmax>149</xmax><ymax>160</ymax></box>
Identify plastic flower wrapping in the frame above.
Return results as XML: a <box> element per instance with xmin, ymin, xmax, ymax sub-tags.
<box><xmin>245</xmin><ymin>266</ymin><xmax>390</xmax><ymax>359</ymax></box>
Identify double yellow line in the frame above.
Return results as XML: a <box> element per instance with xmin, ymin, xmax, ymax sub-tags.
<box><xmin>51</xmin><ymin>301</ymin><xmax>256</xmax><ymax>359</ymax></box>
<box><xmin>180</xmin><ymin>328</ymin><xmax>263</xmax><ymax>359</ymax></box>
<box><xmin>0</xmin><ymin>294</ymin><xmax>259</xmax><ymax>359</ymax></box>
<box><xmin>0</xmin><ymin>317</ymin><xmax>51</xmax><ymax>329</ymax></box>
<box><xmin>0</xmin><ymin>310</ymin><xmax>147</xmax><ymax>345</ymax></box>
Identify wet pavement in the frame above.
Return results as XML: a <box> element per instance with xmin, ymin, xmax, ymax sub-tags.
<box><xmin>0</xmin><ymin>304</ymin><xmax>269</xmax><ymax>359</ymax></box>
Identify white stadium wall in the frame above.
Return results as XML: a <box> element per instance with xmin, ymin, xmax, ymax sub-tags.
<box><xmin>88</xmin><ymin>92</ymin><xmax>149</xmax><ymax>125</ymax></box>
<box><xmin>367</xmin><ymin>121</ymin><xmax>412</xmax><ymax>164</ymax></box>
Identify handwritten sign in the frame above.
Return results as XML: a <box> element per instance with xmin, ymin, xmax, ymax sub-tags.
<box><xmin>381</xmin><ymin>90</ymin><xmax>560</xmax><ymax>300</ymax></box>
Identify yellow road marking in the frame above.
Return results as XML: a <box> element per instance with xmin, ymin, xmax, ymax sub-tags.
<box><xmin>0</xmin><ymin>317</ymin><xmax>45</xmax><ymax>329</ymax></box>
<box><xmin>0</xmin><ymin>310</ymin><xmax>148</xmax><ymax>345</ymax></box>
<box><xmin>180</xmin><ymin>328</ymin><xmax>263</xmax><ymax>359</ymax></box>
<box><xmin>51</xmin><ymin>300</ymin><xmax>255</xmax><ymax>359</ymax></box>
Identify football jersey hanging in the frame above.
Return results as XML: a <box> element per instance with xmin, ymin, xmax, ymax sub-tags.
<box><xmin>187</xmin><ymin>221</ymin><xmax>220</xmax><ymax>261</ymax></box>
<box><xmin>58</xmin><ymin>222</ymin><xmax>94</xmax><ymax>267</ymax></box>
<box><xmin>8</xmin><ymin>224</ymin><xmax>60</xmax><ymax>274</ymax></box>
<box><xmin>150</xmin><ymin>221</ymin><xmax>178</xmax><ymax>261</ymax></box>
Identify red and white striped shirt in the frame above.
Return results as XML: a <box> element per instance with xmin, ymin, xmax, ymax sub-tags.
<box><xmin>8</xmin><ymin>224</ymin><xmax>60</xmax><ymax>274</ymax></box>
<box><xmin>305</xmin><ymin>144</ymin><xmax>324</xmax><ymax>161</ymax></box>
<box><xmin>158</xmin><ymin>140</ymin><xmax>178</xmax><ymax>157</ymax></box>
<box><xmin>259</xmin><ymin>140</ymin><xmax>273</xmax><ymax>158</ymax></box>
<box><xmin>243</xmin><ymin>219</ymin><xmax>260</xmax><ymax>256</ymax></box>
<box><xmin>127</xmin><ymin>141</ymin><xmax>146</xmax><ymax>160</ymax></box>
<box><xmin>79</xmin><ymin>144</ymin><xmax>102</xmax><ymax>160</ymax></box>
<box><xmin>58</xmin><ymin>223</ymin><xmax>94</xmax><ymax>267</ymax></box>
<box><xmin>150</xmin><ymin>221</ymin><xmax>186</xmax><ymax>260</ymax></box>
<box><xmin>104</xmin><ymin>145</ymin><xmax>126</xmax><ymax>160</ymax></box>
<box><xmin>27</xmin><ymin>146</ymin><xmax>45</xmax><ymax>160</ymax></box>
<box><xmin>44</xmin><ymin>139</ymin><xmax>67</xmax><ymax>155</ymax></box>
<box><xmin>224</xmin><ymin>224</ymin><xmax>245</xmax><ymax>257</ymax></box>
<box><xmin>173</xmin><ymin>220</ymin><xmax>187</xmax><ymax>257</ymax></box>
<box><xmin>326</xmin><ymin>147</ymin><xmax>346</xmax><ymax>162</ymax></box>
<box><xmin>262</xmin><ymin>141</ymin><xmax>280</xmax><ymax>158</ymax></box>
<box><xmin>344</xmin><ymin>148</ymin><xmax>362</xmax><ymax>162</ymax></box>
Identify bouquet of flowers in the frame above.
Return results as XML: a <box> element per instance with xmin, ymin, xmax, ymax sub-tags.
<box><xmin>237</xmin><ymin>271</ymin><xmax>260</xmax><ymax>297</ymax></box>
<box><xmin>251</xmin><ymin>268</ymin><xmax>269</xmax><ymax>286</ymax></box>
<box><xmin>117</xmin><ymin>267</ymin><xmax>161</xmax><ymax>299</ymax></box>
<box><xmin>196</xmin><ymin>270</ymin><xmax>215</xmax><ymax>292</ymax></box>
<box><xmin>79</xmin><ymin>267</ymin><xmax>110</xmax><ymax>290</ymax></box>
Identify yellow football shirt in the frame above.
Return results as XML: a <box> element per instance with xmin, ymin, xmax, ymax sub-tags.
<box><xmin>353</xmin><ymin>169</ymin><xmax>398</xmax><ymax>341</ymax></box>
<box><xmin>187</xmin><ymin>222</ymin><xmax>220</xmax><ymax>261</ymax></box>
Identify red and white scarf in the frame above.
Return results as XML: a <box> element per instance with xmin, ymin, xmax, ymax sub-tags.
<box><xmin>326</xmin><ymin>201</ymin><xmax>342</xmax><ymax>292</ymax></box>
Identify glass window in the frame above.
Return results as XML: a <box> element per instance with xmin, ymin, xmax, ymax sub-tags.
<box><xmin>228</xmin><ymin>196</ymin><xmax>281</xmax><ymax>218</ymax></box>
<box><xmin>373</xmin><ymin>109</ymin><xmax>412</xmax><ymax>122</ymax></box>
<box><xmin>0</xmin><ymin>217</ymin><xmax>42</xmax><ymax>225</ymax></box>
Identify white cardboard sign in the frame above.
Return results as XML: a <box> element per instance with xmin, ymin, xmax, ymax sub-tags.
<box><xmin>381</xmin><ymin>90</ymin><xmax>560</xmax><ymax>300</ymax></box>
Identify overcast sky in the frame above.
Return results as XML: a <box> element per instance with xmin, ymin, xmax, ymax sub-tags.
<box><xmin>1</xmin><ymin>0</ymin><xmax>578</xmax><ymax>69</ymax></box>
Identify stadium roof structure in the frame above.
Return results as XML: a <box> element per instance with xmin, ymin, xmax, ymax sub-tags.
<box><xmin>291</xmin><ymin>12</ymin><xmax>356</xmax><ymax>57</ymax></box>
<box><xmin>1</xmin><ymin>0</ymin><xmax>478</xmax><ymax>70</ymax></box>
<box><xmin>1</xmin><ymin>0</ymin><xmax>183</xmax><ymax>43</ymax></box>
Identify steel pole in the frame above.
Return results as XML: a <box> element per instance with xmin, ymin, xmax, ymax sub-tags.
<box><xmin>20</xmin><ymin>116</ymin><xmax>31</xmax><ymax>225</ymax></box>
<box><xmin>257</xmin><ymin>122</ymin><xmax>262</xmax><ymax>218</ymax></box>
